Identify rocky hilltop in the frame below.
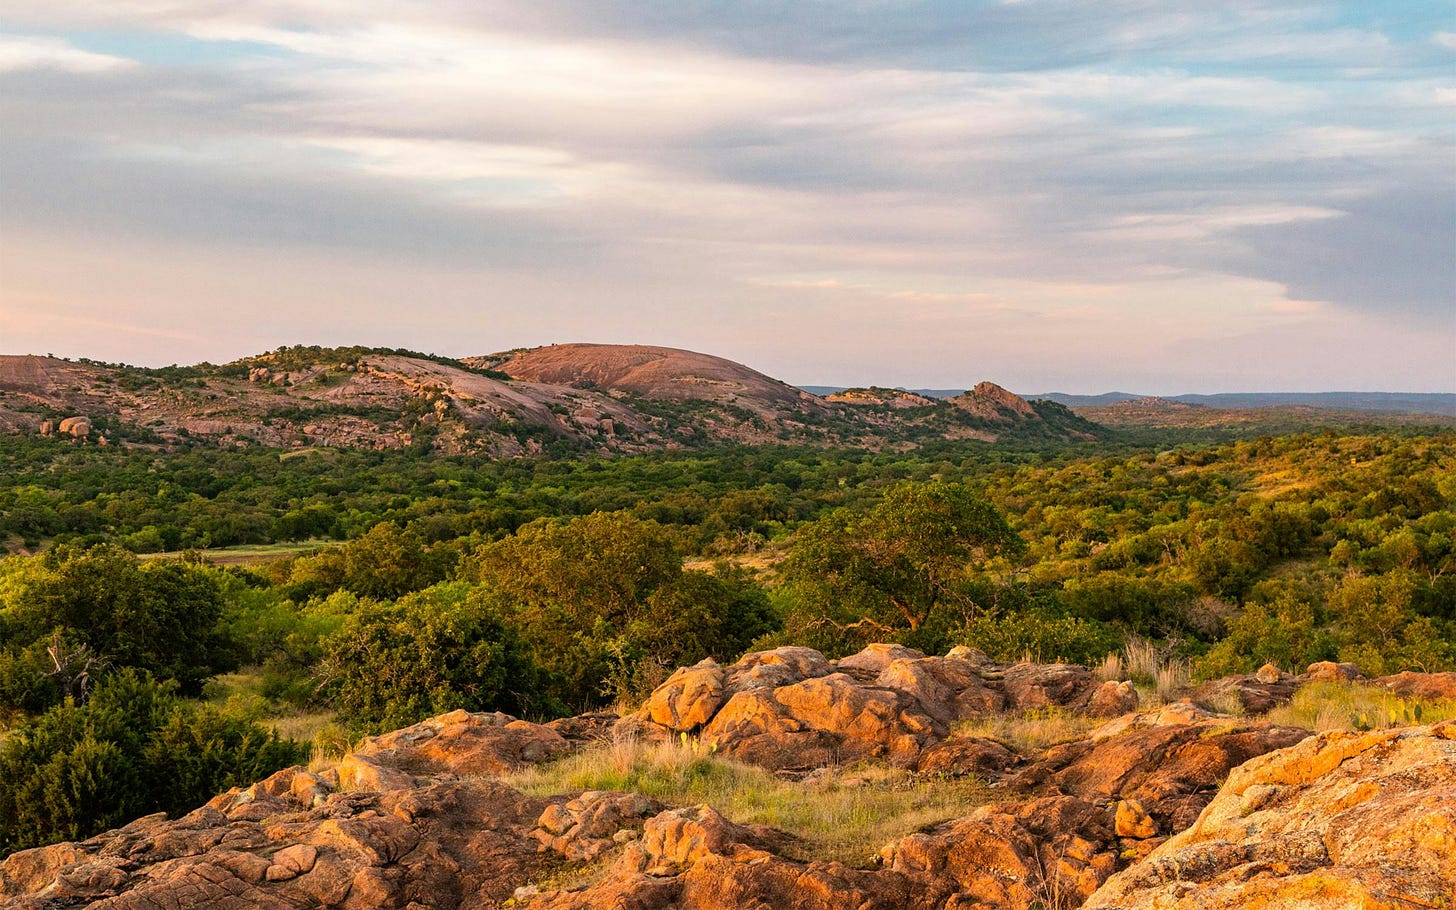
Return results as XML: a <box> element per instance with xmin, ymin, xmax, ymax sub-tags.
<box><xmin>472</xmin><ymin>344</ymin><xmax>820</xmax><ymax>413</ymax></box>
<box><xmin>4</xmin><ymin>645</ymin><xmax>1452</xmax><ymax>910</ymax></box>
<box><xmin>0</xmin><ymin>345</ymin><xmax>1097</xmax><ymax>454</ymax></box>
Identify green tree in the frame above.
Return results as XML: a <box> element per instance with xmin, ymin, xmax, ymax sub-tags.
<box><xmin>466</xmin><ymin>512</ymin><xmax>686</xmax><ymax>706</ymax></box>
<box><xmin>4</xmin><ymin>546</ymin><xmax>230</xmax><ymax>702</ymax></box>
<box><xmin>777</xmin><ymin>482</ymin><xmax>1024</xmax><ymax>654</ymax></box>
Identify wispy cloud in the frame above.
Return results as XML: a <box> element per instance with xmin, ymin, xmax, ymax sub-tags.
<box><xmin>0</xmin><ymin>34</ymin><xmax>136</xmax><ymax>72</ymax></box>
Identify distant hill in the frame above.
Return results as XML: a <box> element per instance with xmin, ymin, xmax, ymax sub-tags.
<box><xmin>806</xmin><ymin>387</ymin><xmax>1456</xmax><ymax>416</ymax></box>
<box><xmin>1029</xmin><ymin>391</ymin><xmax>1456</xmax><ymax>416</ymax></box>
<box><xmin>803</xmin><ymin>385</ymin><xmax>965</xmax><ymax>400</ymax></box>
<box><xmin>0</xmin><ymin>345</ymin><xmax>1092</xmax><ymax>455</ymax></box>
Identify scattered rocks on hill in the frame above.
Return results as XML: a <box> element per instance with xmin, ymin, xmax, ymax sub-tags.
<box><xmin>1084</xmin><ymin>722</ymin><xmax>1456</xmax><ymax>909</ymax></box>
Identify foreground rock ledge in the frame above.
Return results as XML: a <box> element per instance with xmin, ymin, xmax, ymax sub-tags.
<box><xmin>1085</xmin><ymin>721</ymin><xmax>1456</xmax><ymax>910</ymax></box>
<box><xmin>3</xmin><ymin>650</ymin><xmax>1455</xmax><ymax>910</ymax></box>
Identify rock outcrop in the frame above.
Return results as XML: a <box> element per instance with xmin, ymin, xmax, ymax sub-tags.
<box><xmin>1009</xmin><ymin>704</ymin><xmax>1311</xmax><ymax>835</ymax></box>
<box><xmin>622</xmin><ymin>645</ymin><xmax>1134</xmax><ymax>772</ymax></box>
<box><xmin>8</xmin><ymin>655</ymin><xmax>1456</xmax><ymax>910</ymax></box>
<box><xmin>1085</xmin><ymin>722</ymin><xmax>1456</xmax><ymax>909</ymax></box>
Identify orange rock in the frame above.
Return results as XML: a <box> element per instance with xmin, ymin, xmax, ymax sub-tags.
<box><xmin>702</xmin><ymin>672</ymin><xmax>937</xmax><ymax>770</ymax></box>
<box><xmin>641</xmin><ymin>659</ymin><xmax>727</xmax><ymax>732</ymax></box>
<box><xmin>1375</xmin><ymin>670</ymin><xmax>1456</xmax><ymax>700</ymax></box>
<box><xmin>1114</xmin><ymin>799</ymin><xmax>1159</xmax><ymax>838</ymax></box>
<box><xmin>836</xmin><ymin>643</ymin><xmax>927</xmax><ymax>679</ymax></box>
<box><xmin>1086</xmin><ymin>724</ymin><xmax>1456</xmax><ymax>909</ymax></box>
<box><xmin>1305</xmin><ymin>660</ymin><xmax>1363</xmax><ymax>682</ymax></box>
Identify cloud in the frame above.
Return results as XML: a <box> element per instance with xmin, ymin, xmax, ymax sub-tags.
<box><xmin>1234</xmin><ymin>178</ymin><xmax>1456</xmax><ymax>323</ymax></box>
<box><xmin>0</xmin><ymin>1</ymin><xmax>1451</xmax><ymax>389</ymax></box>
<box><xmin>0</xmin><ymin>34</ymin><xmax>136</xmax><ymax>72</ymax></box>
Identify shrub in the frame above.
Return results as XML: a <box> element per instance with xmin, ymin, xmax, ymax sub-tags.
<box><xmin>322</xmin><ymin>583</ymin><xmax>555</xmax><ymax>732</ymax></box>
<box><xmin>953</xmin><ymin>610</ymin><xmax>1122</xmax><ymax>666</ymax></box>
<box><xmin>0</xmin><ymin>670</ymin><xmax>303</xmax><ymax>857</ymax></box>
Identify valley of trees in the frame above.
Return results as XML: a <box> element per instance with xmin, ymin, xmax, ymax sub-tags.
<box><xmin>1</xmin><ymin>427</ymin><xmax>1453</xmax><ymax>854</ymax></box>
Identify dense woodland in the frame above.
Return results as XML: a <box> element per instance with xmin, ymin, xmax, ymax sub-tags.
<box><xmin>1</xmin><ymin>426</ymin><xmax>1453</xmax><ymax>854</ymax></box>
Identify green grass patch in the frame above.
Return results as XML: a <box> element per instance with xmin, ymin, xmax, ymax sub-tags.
<box><xmin>1265</xmin><ymin>681</ymin><xmax>1456</xmax><ymax>732</ymax></box>
<box><xmin>504</xmin><ymin>737</ymin><xmax>991</xmax><ymax>866</ymax></box>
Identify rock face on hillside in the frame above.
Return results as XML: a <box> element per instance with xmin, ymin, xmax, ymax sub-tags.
<box><xmin>477</xmin><ymin>344</ymin><xmax>818</xmax><ymax>412</ymax></box>
<box><xmin>1</xmin><ymin>346</ymin><xmax>1098</xmax><ymax>454</ymax></box>
<box><xmin>949</xmin><ymin>382</ymin><xmax>1038</xmax><ymax>421</ymax></box>
<box><xmin>6</xmin><ymin>653</ymin><xmax>1454</xmax><ymax>910</ymax></box>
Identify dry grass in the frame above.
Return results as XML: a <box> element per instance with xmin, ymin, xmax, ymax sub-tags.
<box><xmin>1265</xmin><ymin>681</ymin><xmax>1456</xmax><ymax>732</ymax></box>
<box><xmin>1154</xmin><ymin>660</ymin><xmax>1191</xmax><ymax>704</ymax></box>
<box><xmin>1094</xmin><ymin>652</ymin><xmax>1125</xmax><ymax>682</ymax></box>
<box><xmin>954</xmin><ymin>706</ymin><xmax>1105</xmax><ymax>756</ymax></box>
<box><xmin>268</xmin><ymin>710</ymin><xmax>337</xmax><ymax>745</ymax></box>
<box><xmin>1122</xmin><ymin>638</ymin><xmax>1161</xmax><ymax>683</ymax></box>
<box><xmin>504</xmin><ymin>736</ymin><xmax>991</xmax><ymax>865</ymax></box>
<box><xmin>138</xmin><ymin>541</ymin><xmax>324</xmax><ymax>566</ymax></box>
<box><xmin>1120</xmin><ymin>637</ymin><xmax>1189</xmax><ymax>706</ymax></box>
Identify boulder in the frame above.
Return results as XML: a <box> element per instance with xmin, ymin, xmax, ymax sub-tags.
<box><xmin>639</xmin><ymin>659</ymin><xmax>727</xmax><ymax>732</ymax></box>
<box><xmin>1190</xmin><ymin>670</ymin><xmax>1302</xmax><ymax>714</ymax></box>
<box><xmin>701</xmin><ymin>672</ymin><xmax>938</xmax><ymax>770</ymax></box>
<box><xmin>1375</xmin><ymin>670</ymin><xmax>1456</xmax><ymax>701</ymax></box>
<box><xmin>353</xmin><ymin>709</ymin><xmax>569</xmax><ymax>777</ymax></box>
<box><xmin>1086</xmin><ymin>680</ymin><xmax>1139</xmax><ymax>717</ymax></box>
<box><xmin>7</xmin><ymin>778</ymin><xmax>555</xmax><ymax>910</ymax></box>
<box><xmin>1114</xmin><ymin>799</ymin><xmax>1159</xmax><ymax>839</ymax></box>
<box><xmin>58</xmin><ymin>416</ymin><xmax>92</xmax><ymax>439</ymax></box>
<box><xmin>1009</xmin><ymin>710</ymin><xmax>1310</xmax><ymax>834</ymax></box>
<box><xmin>546</xmin><ymin>711</ymin><xmax>622</xmax><ymax>745</ymax></box>
<box><xmin>915</xmin><ymin>735</ymin><xmax>1019</xmax><ymax>778</ymax></box>
<box><xmin>1085</xmin><ymin>723</ymin><xmax>1456</xmax><ymax>909</ymax></box>
<box><xmin>637</xmin><ymin>805</ymin><xmax>772</xmax><ymax>873</ymax></box>
<box><xmin>836</xmin><ymin>643</ymin><xmax>927</xmax><ymax>679</ymax></box>
<box><xmin>725</xmin><ymin>646</ymin><xmax>834</xmax><ymax>692</ymax></box>
<box><xmin>337</xmin><ymin>753</ymin><xmax>415</xmax><ymax>793</ymax></box>
<box><xmin>1305</xmin><ymin>660</ymin><xmax>1364</xmax><ymax>682</ymax></box>
<box><xmin>883</xmin><ymin>796</ymin><xmax>1118</xmax><ymax>909</ymax></box>
<box><xmin>1000</xmin><ymin>662</ymin><xmax>1099</xmax><ymax>711</ymax></box>
<box><xmin>944</xmin><ymin>645</ymin><xmax>993</xmax><ymax>666</ymax></box>
<box><xmin>1254</xmin><ymin>662</ymin><xmax>1284</xmax><ymax>684</ymax></box>
<box><xmin>874</xmin><ymin>656</ymin><xmax>1003</xmax><ymax>726</ymax></box>
<box><xmin>531</xmin><ymin>791</ymin><xmax>662</xmax><ymax>862</ymax></box>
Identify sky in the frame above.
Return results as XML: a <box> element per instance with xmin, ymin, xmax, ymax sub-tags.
<box><xmin>0</xmin><ymin>1</ymin><xmax>1453</xmax><ymax>393</ymax></box>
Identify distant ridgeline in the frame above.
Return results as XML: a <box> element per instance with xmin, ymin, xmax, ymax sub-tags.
<box><xmin>0</xmin><ymin>344</ymin><xmax>1099</xmax><ymax>455</ymax></box>
<box><xmin>1027</xmin><ymin>391</ymin><xmax>1456</xmax><ymax>416</ymax></box>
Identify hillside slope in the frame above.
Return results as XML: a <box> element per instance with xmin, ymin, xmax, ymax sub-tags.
<box><xmin>0</xmin><ymin>345</ymin><xmax>1093</xmax><ymax>454</ymax></box>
